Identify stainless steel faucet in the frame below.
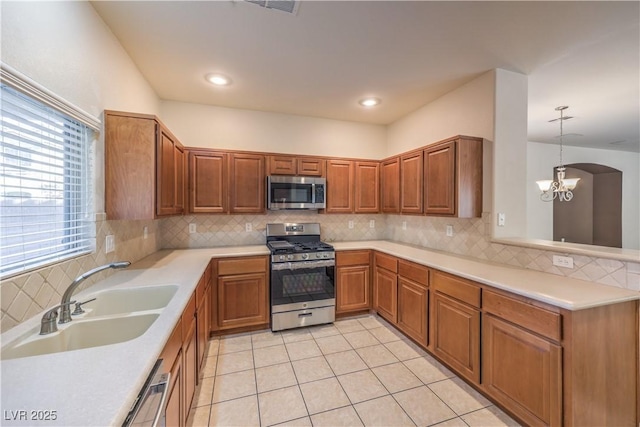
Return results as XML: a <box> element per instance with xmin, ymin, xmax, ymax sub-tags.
<box><xmin>39</xmin><ymin>261</ymin><xmax>131</xmax><ymax>334</ymax></box>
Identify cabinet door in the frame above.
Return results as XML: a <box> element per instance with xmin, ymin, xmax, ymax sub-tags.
<box><xmin>268</xmin><ymin>156</ymin><xmax>296</xmax><ymax>175</ymax></box>
<box><xmin>189</xmin><ymin>151</ymin><xmax>227</xmax><ymax>214</ymax></box>
<box><xmin>297</xmin><ymin>158</ymin><xmax>325</xmax><ymax>176</ymax></box>
<box><xmin>355</xmin><ymin>161</ymin><xmax>380</xmax><ymax>213</ymax></box>
<box><xmin>374</xmin><ymin>267</ymin><xmax>397</xmax><ymax>323</ymax></box>
<box><xmin>400</xmin><ymin>151</ymin><xmax>423</xmax><ymax>214</ymax></box>
<box><xmin>424</xmin><ymin>141</ymin><xmax>455</xmax><ymax>216</ymax></box>
<box><xmin>336</xmin><ymin>265</ymin><xmax>370</xmax><ymax>314</ymax></box>
<box><xmin>196</xmin><ymin>296</ymin><xmax>208</xmax><ymax>379</ymax></box>
<box><xmin>380</xmin><ymin>157</ymin><xmax>400</xmax><ymax>213</ymax></box>
<box><xmin>230</xmin><ymin>153</ymin><xmax>265</xmax><ymax>213</ymax></box>
<box><xmin>165</xmin><ymin>351</ymin><xmax>183</xmax><ymax>427</ymax></box>
<box><xmin>218</xmin><ymin>273</ymin><xmax>268</xmax><ymax>329</ymax></box>
<box><xmin>483</xmin><ymin>314</ymin><xmax>562</xmax><ymax>427</ymax></box>
<box><xmin>183</xmin><ymin>320</ymin><xmax>197</xmax><ymax>424</ymax></box>
<box><xmin>175</xmin><ymin>143</ymin><xmax>185</xmax><ymax>214</ymax></box>
<box><xmin>326</xmin><ymin>159</ymin><xmax>354</xmax><ymax>213</ymax></box>
<box><xmin>397</xmin><ymin>278</ymin><xmax>428</xmax><ymax>347</ymax></box>
<box><xmin>431</xmin><ymin>292</ymin><xmax>480</xmax><ymax>383</ymax></box>
<box><xmin>157</xmin><ymin>126</ymin><xmax>178</xmax><ymax>216</ymax></box>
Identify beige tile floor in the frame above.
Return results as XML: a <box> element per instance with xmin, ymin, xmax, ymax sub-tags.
<box><xmin>187</xmin><ymin>315</ymin><xmax>520</xmax><ymax>427</ymax></box>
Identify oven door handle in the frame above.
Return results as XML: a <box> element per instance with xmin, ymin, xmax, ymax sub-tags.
<box><xmin>271</xmin><ymin>260</ymin><xmax>335</xmax><ymax>271</ymax></box>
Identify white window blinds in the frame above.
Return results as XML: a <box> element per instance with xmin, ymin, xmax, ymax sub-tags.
<box><xmin>0</xmin><ymin>83</ymin><xmax>94</xmax><ymax>277</ymax></box>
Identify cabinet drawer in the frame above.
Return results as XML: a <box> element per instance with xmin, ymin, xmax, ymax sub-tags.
<box><xmin>181</xmin><ymin>293</ymin><xmax>196</xmax><ymax>338</ymax></box>
<box><xmin>218</xmin><ymin>256</ymin><xmax>267</xmax><ymax>275</ymax></box>
<box><xmin>374</xmin><ymin>252</ymin><xmax>398</xmax><ymax>273</ymax></box>
<box><xmin>483</xmin><ymin>290</ymin><xmax>561</xmax><ymax>342</ymax></box>
<box><xmin>398</xmin><ymin>260</ymin><xmax>429</xmax><ymax>287</ymax></box>
<box><xmin>432</xmin><ymin>270</ymin><xmax>480</xmax><ymax>308</ymax></box>
<box><xmin>337</xmin><ymin>250</ymin><xmax>370</xmax><ymax>266</ymax></box>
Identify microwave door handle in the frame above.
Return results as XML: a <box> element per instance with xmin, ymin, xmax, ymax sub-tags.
<box><xmin>311</xmin><ymin>183</ymin><xmax>316</xmax><ymax>204</ymax></box>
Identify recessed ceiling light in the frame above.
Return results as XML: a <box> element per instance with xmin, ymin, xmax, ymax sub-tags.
<box><xmin>205</xmin><ymin>73</ymin><xmax>232</xmax><ymax>86</ymax></box>
<box><xmin>359</xmin><ymin>97</ymin><xmax>381</xmax><ymax>107</ymax></box>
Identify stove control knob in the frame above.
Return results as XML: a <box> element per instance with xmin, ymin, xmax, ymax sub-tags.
<box><xmin>278</xmin><ymin>255</ymin><xmax>285</xmax><ymax>261</ymax></box>
<box><xmin>316</xmin><ymin>253</ymin><xmax>321</xmax><ymax>258</ymax></box>
<box><xmin>323</xmin><ymin>253</ymin><xmax>329</xmax><ymax>258</ymax></box>
<box><xmin>301</xmin><ymin>253</ymin><xmax>309</xmax><ymax>260</ymax></box>
<box><xmin>287</xmin><ymin>254</ymin><xmax>293</xmax><ymax>260</ymax></box>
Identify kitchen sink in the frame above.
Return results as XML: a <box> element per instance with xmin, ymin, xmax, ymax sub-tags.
<box><xmin>1</xmin><ymin>313</ymin><xmax>160</xmax><ymax>360</ymax></box>
<box><xmin>79</xmin><ymin>284</ymin><xmax>179</xmax><ymax>317</ymax></box>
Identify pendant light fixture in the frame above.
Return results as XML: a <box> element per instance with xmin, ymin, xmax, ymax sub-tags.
<box><xmin>536</xmin><ymin>106</ymin><xmax>580</xmax><ymax>202</ymax></box>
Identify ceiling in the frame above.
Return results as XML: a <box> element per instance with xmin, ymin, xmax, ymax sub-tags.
<box><xmin>91</xmin><ymin>1</ymin><xmax>639</xmax><ymax>152</ymax></box>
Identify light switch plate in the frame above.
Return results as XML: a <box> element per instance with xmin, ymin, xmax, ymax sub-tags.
<box><xmin>143</xmin><ymin>226</ymin><xmax>148</xmax><ymax>240</ymax></box>
<box><xmin>369</xmin><ymin>220</ymin><xmax>375</xmax><ymax>228</ymax></box>
<box><xmin>189</xmin><ymin>223</ymin><xmax>196</xmax><ymax>234</ymax></box>
<box><xmin>553</xmin><ymin>255</ymin><xmax>574</xmax><ymax>269</ymax></box>
<box><xmin>497</xmin><ymin>213</ymin><xmax>506</xmax><ymax>227</ymax></box>
<box><xmin>348</xmin><ymin>220</ymin><xmax>354</xmax><ymax>229</ymax></box>
<box><xmin>245</xmin><ymin>223</ymin><xmax>252</xmax><ymax>232</ymax></box>
<box><xmin>446</xmin><ymin>225</ymin><xmax>453</xmax><ymax>237</ymax></box>
<box><xmin>402</xmin><ymin>221</ymin><xmax>407</xmax><ymax>230</ymax></box>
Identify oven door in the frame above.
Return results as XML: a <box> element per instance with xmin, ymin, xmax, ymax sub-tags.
<box><xmin>271</xmin><ymin>260</ymin><xmax>335</xmax><ymax>308</ymax></box>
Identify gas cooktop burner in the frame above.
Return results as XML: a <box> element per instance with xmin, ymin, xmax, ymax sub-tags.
<box><xmin>267</xmin><ymin>240</ymin><xmax>334</xmax><ymax>254</ymax></box>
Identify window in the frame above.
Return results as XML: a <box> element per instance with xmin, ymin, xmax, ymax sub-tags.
<box><xmin>0</xmin><ymin>82</ymin><xmax>94</xmax><ymax>277</ymax></box>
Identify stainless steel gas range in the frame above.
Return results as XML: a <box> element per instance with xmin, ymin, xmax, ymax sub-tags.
<box><xmin>266</xmin><ymin>223</ymin><xmax>335</xmax><ymax>331</ymax></box>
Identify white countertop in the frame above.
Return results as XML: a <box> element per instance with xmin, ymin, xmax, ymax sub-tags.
<box><xmin>1</xmin><ymin>241</ymin><xmax>637</xmax><ymax>426</ymax></box>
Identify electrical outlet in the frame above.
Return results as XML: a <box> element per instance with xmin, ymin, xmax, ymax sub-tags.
<box><xmin>245</xmin><ymin>223</ymin><xmax>252</xmax><ymax>232</ymax></box>
<box><xmin>446</xmin><ymin>225</ymin><xmax>453</xmax><ymax>237</ymax></box>
<box><xmin>189</xmin><ymin>223</ymin><xmax>196</xmax><ymax>234</ymax></box>
<box><xmin>369</xmin><ymin>219</ymin><xmax>375</xmax><ymax>228</ymax></box>
<box><xmin>497</xmin><ymin>213</ymin><xmax>506</xmax><ymax>227</ymax></box>
<box><xmin>402</xmin><ymin>221</ymin><xmax>407</xmax><ymax>230</ymax></box>
<box><xmin>105</xmin><ymin>235</ymin><xmax>115</xmax><ymax>253</ymax></box>
<box><xmin>553</xmin><ymin>255</ymin><xmax>574</xmax><ymax>269</ymax></box>
<box><xmin>348</xmin><ymin>220</ymin><xmax>354</xmax><ymax>229</ymax></box>
<box><xmin>143</xmin><ymin>226</ymin><xmax>148</xmax><ymax>240</ymax></box>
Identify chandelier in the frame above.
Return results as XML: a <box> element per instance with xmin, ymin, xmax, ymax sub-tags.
<box><xmin>536</xmin><ymin>106</ymin><xmax>580</xmax><ymax>202</ymax></box>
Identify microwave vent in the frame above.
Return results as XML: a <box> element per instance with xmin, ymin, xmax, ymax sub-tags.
<box><xmin>243</xmin><ymin>0</ymin><xmax>299</xmax><ymax>15</ymax></box>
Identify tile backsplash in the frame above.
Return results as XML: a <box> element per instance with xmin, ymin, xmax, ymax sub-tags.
<box><xmin>2</xmin><ymin>210</ymin><xmax>638</xmax><ymax>333</ymax></box>
<box><xmin>0</xmin><ymin>214</ymin><xmax>160</xmax><ymax>332</ymax></box>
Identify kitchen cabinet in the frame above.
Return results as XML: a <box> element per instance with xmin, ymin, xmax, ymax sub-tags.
<box><xmin>397</xmin><ymin>260</ymin><xmax>429</xmax><ymax>347</ymax></box>
<box><xmin>336</xmin><ymin>250</ymin><xmax>371</xmax><ymax>315</ymax></box>
<box><xmin>482</xmin><ymin>299</ymin><xmax>562</xmax><ymax>426</ymax></box>
<box><xmin>423</xmin><ymin>136</ymin><xmax>482</xmax><ymax>218</ymax></box>
<box><xmin>373</xmin><ymin>252</ymin><xmax>398</xmax><ymax>323</ymax></box>
<box><xmin>161</xmin><ymin>319</ymin><xmax>183</xmax><ymax>427</ymax></box>
<box><xmin>380</xmin><ymin>157</ymin><xmax>400</xmax><ymax>213</ymax></box>
<box><xmin>188</xmin><ymin>150</ymin><xmax>227</xmax><ymax>214</ymax></box>
<box><xmin>105</xmin><ymin>110</ymin><xmax>185</xmax><ymax>219</ymax></box>
<box><xmin>229</xmin><ymin>153</ymin><xmax>265</xmax><ymax>214</ymax></box>
<box><xmin>430</xmin><ymin>270</ymin><xmax>481</xmax><ymax>383</ymax></box>
<box><xmin>354</xmin><ymin>161</ymin><xmax>380</xmax><ymax>213</ymax></box>
<box><xmin>267</xmin><ymin>155</ymin><xmax>325</xmax><ymax>176</ymax></box>
<box><xmin>215</xmin><ymin>256</ymin><xmax>270</xmax><ymax>331</ymax></box>
<box><xmin>196</xmin><ymin>268</ymin><xmax>211</xmax><ymax>377</ymax></box>
<box><xmin>326</xmin><ymin>159</ymin><xmax>354</xmax><ymax>213</ymax></box>
<box><xmin>400</xmin><ymin>150</ymin><xmax>423</xmax><ymax>214</ymax></box>
<box><xmin>181</xmin><ymin>294</ymin><xmax>197</xmax><ymax>425</ymax></box>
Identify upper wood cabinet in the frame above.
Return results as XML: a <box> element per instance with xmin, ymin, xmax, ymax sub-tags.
<box><xmin>229</xmin><ymin>153</ymin><xmax>265</xmax><ymax>214</ymax></box>
<box><xmin>188</xmin><ymin>150</ymin><xmax>227</xmax><ymax>214</ymax></box>
<box><xmin>424</xmin><ymin>136</ymin><xmax>482</xmax><ymax>218</ymax></box>
<box><xmin>326</xmin><ymin>159</ymin><xmax>354</xmax><ymax>213</ymax></box>
<box><xmin>267</xmin><ymin>155</ymin><xmax>325</xmax><ymax>176</ymax></box>
<box><xmin>400</xmin><ymin>151</ymin><xmax>423</xmax><ymax>214</ymax></box>
<box><xmin>380</xmin><ymin>157</ymin><xmax>400</xmax><ymax>213</ymax></box>
<box><xmin>355</xmin><ymin>161</ymin><xmax>380</xmax><ymax>213</ymax></box>
<box><xmin>105</xmin><ymin>110</ymin><xmax>185</xmax><ymax>219</ymax></box>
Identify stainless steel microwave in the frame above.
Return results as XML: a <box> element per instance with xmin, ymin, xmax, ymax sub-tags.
<box><xmin>267</xmin><ymin>176</ymin><xmax>326</xmax><ymax>210</ymax></box>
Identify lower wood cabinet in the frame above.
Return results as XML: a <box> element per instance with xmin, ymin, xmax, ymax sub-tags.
<box><xmin>482</xmin><ymin>314</ymin><xmax>562</xmax><ymax>426</ymax></box>
<box><xmin>430</xmin><ymin>270</ymin><xmax>481</xmax><ymax>384</ymax></box>
<box><xmin>336</xmin><ymin>250</ymin><xmax>371</xmax><ymax>314</ymax></box>
<box><xmin>182</xmin><ymin>314</ymin><xmax>197</xmax><ymax>426</ymax></box>
<box><xmin>373</xmin><ymin>253</ymin><xmax>398</xmax><ymax>323</ymax></box>
<box><xmin>214</xmin><ymin>256</ymin><xmax>270</xmax><ymax>331</ymax></box>
<box><xmin>397</xmin><ymin>277</ymin><xmax>428</xmax><ymax>347</ymax></box>
<box><xmin>165</xmin><ymin>349</ymin><xmax>183</xmax><ymax>427</ymax></box>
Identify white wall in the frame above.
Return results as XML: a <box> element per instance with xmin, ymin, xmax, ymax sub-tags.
<box><xmin>386</xmin><ymin>70</ymin><xmax>496</xmax><ymax>156</ymax></box>
<box><xmin>527</xmin><ymin>141</ymin><xmax>640</xmax><ymax>249</ymax></box>
<box><xmin>1</xmin><ymin>1</ymin><xmax>159</xmax><ymax>118</ymax></box>
<box><xmin>160</xmin><ymin>101</ymin><xmax>387</xmax><ymax>159</ymax></box>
